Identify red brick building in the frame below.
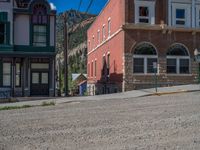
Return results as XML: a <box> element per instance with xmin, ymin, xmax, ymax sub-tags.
<box><xmin>87</xmin><ymin>0</ymin><xmax>200</xmax><ymax>95</ymax></box>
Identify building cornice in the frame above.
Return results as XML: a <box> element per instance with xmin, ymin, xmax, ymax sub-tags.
<box><xmin>123</xmin><ymin>23</ymin><xmax>200</xmax><ymax>33</ymax></box>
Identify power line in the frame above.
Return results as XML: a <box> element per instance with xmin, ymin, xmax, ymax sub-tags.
<box><xmin>85</xmin><ymin>0</ymin><xmax>94</xmax><ymax>14</ymax></box>
<box><xmin>77</xmin><ymin>0</ymin><xmax>83</xmax><ymax>12</ymax></box>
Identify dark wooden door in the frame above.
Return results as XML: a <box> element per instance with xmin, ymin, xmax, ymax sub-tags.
<box><xmin>31</xmin><ymin>71</ymin><xmax>49</xmax><ymax>96</ymax></box>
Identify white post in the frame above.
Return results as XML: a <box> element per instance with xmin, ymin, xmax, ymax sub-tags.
<box><xmin>168</xmin><ymin>0</ymin><xmax>172</xmax><ymax>26</ymax></box>
<box><xmin>192</xmin><ymin>0</ymin><xmax>195</xmax><ymax>28</ymax></box>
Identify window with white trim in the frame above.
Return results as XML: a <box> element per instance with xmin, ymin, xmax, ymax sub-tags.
<box><xmin>167</xmin><ymin>44</ymin><xmax>190</xmax><ymax>74</ymax></box>
<box><xmin>97</xmin><ymin>30</ymin><xmax>100</xmax><ymax>45</ymax></box>
<box><xmin>134</xmin><ymin>0</ymin><xmax>155</xmax><ymax>24</ymax></box>
<box><xmin>92</xmin><ymin>35</ymin><xmax>95</xmax><ymax>49</ymax></box>
<box><xmin>108</xmin><ymin>19</ymin><xmax>111</xmax><ymax>37</ymax></box>
<box><xmin>133</xmin><ymin>43</ymin><xmax>157</xmax><ymax>74</ymax></box>
<box><xmin>32</xmin><ymin>3</ymin><xmax>48</xmax><ymax>47</ymax></box>
<box><xmin>3</xmin><ymin>63</ymin><xmax>11</xmax><ymax>86</ymax></box>
<box><xmin>102</xmin><ymin>25</ymin><xmax>105</xmax><ymax>41</ymax></box>
<box><xmin>172</xmin><ymin>3</ymin><xmax>191</xmax><ymax>27</ymax></box>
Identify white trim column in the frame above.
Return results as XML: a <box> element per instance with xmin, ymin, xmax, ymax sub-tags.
<box><xmin>192</xmin><ymin>0</ymin><xmax>195</xmax><ymax>28</ymax></box>
<box><xmin>168</xmin><ymin>0</ymin><xmax>172</xmax><ymax>26</ymax></box>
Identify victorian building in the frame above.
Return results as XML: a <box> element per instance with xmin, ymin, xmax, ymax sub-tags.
<box><xmin>0</xmin><ymin>0</ymin><xmax>56</xmax><ymax>97</ymax></box>
<box><xmin>87</xmin><ymin>0</ymin><xmax>200</xmax><ymax>95</ymax></box>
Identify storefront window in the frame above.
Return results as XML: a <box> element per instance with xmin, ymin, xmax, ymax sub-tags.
<box><xmin>3</xmin><ymin>63</ymin><xmax>11</xmax><ymax>86</ymax></box>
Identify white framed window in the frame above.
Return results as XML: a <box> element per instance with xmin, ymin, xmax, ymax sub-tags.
<box><xmin>33</xmin><ymin>25</ymin><xmax>47</xmax><ymax>47</ymax></box>
<box><xmin>134</xmin><ymin>0</ymin><xmax>155</xmax><ymax>24</ymax></box>
<box><xmin>108</xmin><ymin>18</ymin><xmax>111</xmax><ymax>37</ymax></box>
<box><xmin>102</xmin><ymin>24</ymin><xmax>106</xmax><ymax>41</ymax></box>
<box><xmin>97</xmin><ymin>30</ymin><xmax>100</xmax><ymax>45</ymax></box>
<box><xmin>172</xmin><ymin>3</ymin><xmax>191</xmax><ymax>27</ymax></box>
<box><xmin>133</xmin><ymin>43</ymin><xmax>158</xmax><ymax>74</ymax></box>
<box><xmin>92</xmin><ymin>35</ymin><xmax>95</xmax><ymax>49</ymax></box>
<box><xmin>167</xmin><ymin>44</ymin><xmax>190</xmax><ymax>74</ymax></box>
<box><xmin>3</xmin><ymin>63</ymin><xmax>11</xmax><ymax>86</ymax></box>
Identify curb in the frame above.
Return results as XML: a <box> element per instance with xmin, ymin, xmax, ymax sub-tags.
<box><xmin>150</xmin><ymin>89</ymin><xmax>200</xmax><ymax>96</ymax></box>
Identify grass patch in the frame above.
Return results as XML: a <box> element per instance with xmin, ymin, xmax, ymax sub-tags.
<box><xmin>0</xmin><ymin>101</ymin><xmax>56</xmax><ymax>111</ymax></box>
<box><xmin>41</xmin><ymin>101</ymin><xmax>56</xmax><ymax>106</ymax></box>
<box><xmin>0</xmin><ymin>105</ymin><xmax>32</xmax><ymax>111</ymax></box>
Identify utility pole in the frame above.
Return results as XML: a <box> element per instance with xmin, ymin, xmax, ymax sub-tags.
<box><xmin>63</xmin><ymin>12</ymin><xmax>68</xmax><ymax>96</ymax></box>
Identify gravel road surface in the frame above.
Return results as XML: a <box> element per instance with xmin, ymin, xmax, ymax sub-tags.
<box><xmin>0</xmin><ymin>92</ymin><xmax>200</xmax><ymax>150</ymax></box>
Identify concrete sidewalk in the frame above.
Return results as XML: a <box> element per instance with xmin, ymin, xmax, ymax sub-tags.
<box><xmin>0</xmin><ymin>84</ymin><xmax>199</xmax><ymax>107</ymax></box>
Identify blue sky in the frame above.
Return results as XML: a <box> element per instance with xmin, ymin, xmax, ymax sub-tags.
<box><xmin>48</xmin><ymin>0</ymin><xmax>108</xmax><ymax>14</ymax></box>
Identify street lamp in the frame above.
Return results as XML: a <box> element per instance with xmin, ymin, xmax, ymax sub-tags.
<box><xmin>194</xmin><ymin>49</ymin><xmax>200</xmax><ymax>85</ymax></box>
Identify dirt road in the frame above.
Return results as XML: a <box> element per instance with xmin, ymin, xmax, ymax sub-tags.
<box><xmin>0</xmin><ymin>92</ymin><xmax>200</xmax><ymax>150</ymax></box>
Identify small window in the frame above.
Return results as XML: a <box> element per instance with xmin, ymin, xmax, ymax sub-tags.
<box><xmin>41</xmin><ymin>73</ymin><xmax>48</xmax><ymax>84</ymax></box>
<box><xmin>108</xmin><ymin>19</ymin><xmax>111</xmax><ymax>37</ymax></box>
<box><xmin>97</xmin><ymin>30</ymin><xmax>100</xmax><ymax>44</ymax></box>
<box><xmin>139</xmin><ymin>7</ymin><xmax>149</xmax><ymax>23</ymax></box>
<box><xmin>32</xmin><ymin>73</ymin><xmax>39</xmax><ymax>84</ymax></box>
<box><xmin>176</xmin><ymin>9</ymin><xmax>185</xmax><ymax>25</ymax></box>
<box><xmin>3</xmin><ymin>63</ymin><xmax>11</xmax><ymax>86</ymax></box>
<box><xmin>33</xmin><ymin>25</ymin><xmax>47</xmax><ymax>46</ymax></box>
<box><xmin>102</xmin><ymin>25</ymin><xmax>105</xmax><ymax>41</ymax></box>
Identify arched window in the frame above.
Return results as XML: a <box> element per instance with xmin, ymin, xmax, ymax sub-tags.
<box><xmin>167</xmin><ymin>44</ymin><xmax>190</xmax><ymax>74</ymax></box>
<box><xmin>133</xmin><ymin>42</ymin><xmax>158</xmax><ymax>73</ymax></box>
<box><xmin>32</xmin><ymin>4</ymin><xmax>48</xmax><ymax>47</ymax></box>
